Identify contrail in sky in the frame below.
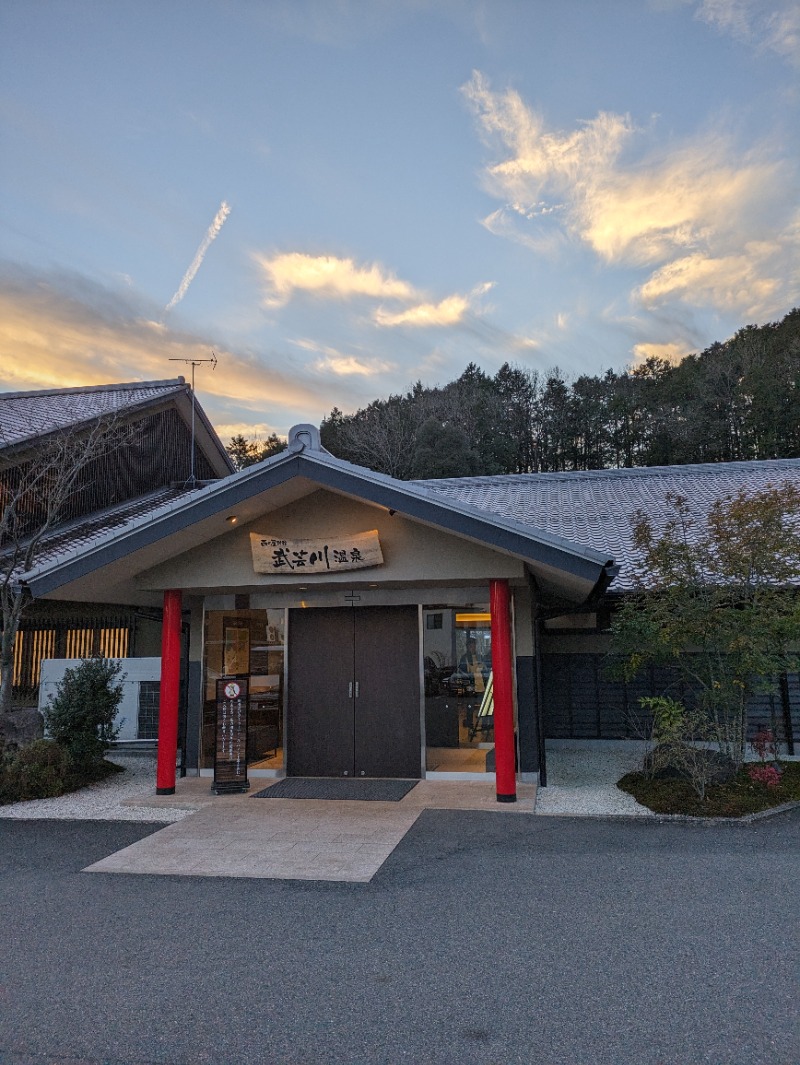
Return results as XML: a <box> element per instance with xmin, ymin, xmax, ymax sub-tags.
<box><xmin>165</xmin><ymin>200</ymin><xmax>231</xmax><ymax>312</ymax></box>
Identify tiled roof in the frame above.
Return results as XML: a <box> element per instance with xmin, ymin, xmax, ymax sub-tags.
<box><xmin>11</xmin><ymin>485</ymin><xmax>199</xmax><ymax>576</ymax></box>
<box><xmin>417</xmin><ymin>459</ymin><xmax>800</xmax><ymax>591</ymax></box>
<box><xmin>19</xmin><ymin>444</ymin><xmax>800</xmax><ymax>598</ymax></box>
<box><xmin>0</xmin><ymin>379</ymin><xmax>187</xmax><ymax>450</ymax></box>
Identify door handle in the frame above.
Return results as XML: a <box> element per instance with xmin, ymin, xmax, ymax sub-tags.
<box><xmin>348</xmin><ymin>681</ymin><xmax>353</xmax><ymax>699</ymax></box>
<box><xmin>355</xmin><ymin>681</ymin><xmax>360</xmax><ymax>698</ymax></box>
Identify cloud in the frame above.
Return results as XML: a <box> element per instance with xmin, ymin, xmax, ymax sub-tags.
<box><xmin>481</xmin><ymin>206</ymin><xmax>569</xmax><ymax>256</ymax></box>
<box><xmin>462</xmin><ymin>70</ymin><xmax>799</xmax><ymax>324</ymax></box>
<box><xmin>255</xmin><ymin>249</ymin><xmax>498</xmax><ymax>338</ymax></box>
<box><xmin>375</xmin><ymin>282</ymin><xmax>494</xmax><ymax>329</ymax></box>
<box><xmin>695</xmin><ymin>0</ymin><xmax>752</xmax><ymax>37</ymax></box>
<box><xmin>632</xmin><ymin>340</ymin><xmax>693</xmax><ymax>364</ymax></box>
<box><xmin>291</xmin><ymin>338</ymin><xmax>395</xmax><ymax>376</ymax></box>
<box><xmin>695</xmin><ymin>0</ymin><xmax>800</xmax><ymax>65</ymax></box>
<box><xmin>314</xmin><ymin>354</ymin><xmax>394</xmax><ymax>375</ymax></box>
<box><xmin>0</xmin><ymin>265</ymin><xmax>336</xmax><ymax>424</ymax></box>
<box><xmin>254</xmin><ymin>252</ymin><xmax>416</xmax><ymax>307</ymax></box>
<box><xmin>165</xmin><ymin>200</ymin><xmax>231</xmax><ymax>313</ymax></box>
<box><xmin>636</xmin><ymin>244</ymin><xmax>784</xmax><ymax>314</ymax></box>
<box><xmin>375</xmin><ymin>294</ymin><xmax>469</xmax><ymax>328</ymax></box>
<box><xmin>213</xmin><ymin>421</ymin><xmax>284</xmax><ymax>442</ymax></box>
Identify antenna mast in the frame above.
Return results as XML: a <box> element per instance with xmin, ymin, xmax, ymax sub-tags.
<box><xmin>168</xmin><ymin>352</ymin><xmax>218</xmax><ymax>487</ymax></box>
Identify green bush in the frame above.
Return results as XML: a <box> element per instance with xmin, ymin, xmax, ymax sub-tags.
<box><xmin>44</xmin><ymin>656</ymin><xmax>124</xmax><ymax>774</ymax></box>
<box><xmin>0</xmin><ymin>739</ymin><xmax>72</xmax><ymax>802</ymax></box>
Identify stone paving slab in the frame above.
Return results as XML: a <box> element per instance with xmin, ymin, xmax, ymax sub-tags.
<box><xmin>84</xmin><ymin>799</ymin><xmax>422</xmax><ymax>881</ymax></box>
<box><xmin>85</xmin><ymin>777</ymin><xmax>536</xmax><ymax>882</ymax></box>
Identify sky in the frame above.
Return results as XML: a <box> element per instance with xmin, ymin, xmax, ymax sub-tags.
<box><xmin>1</xmin><ymin>0</ymin><xmax>798</xmax><ymax>441</ymax></box>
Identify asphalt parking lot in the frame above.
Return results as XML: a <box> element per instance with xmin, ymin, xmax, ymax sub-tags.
<box><xmin>1</xmin><ymin>808</ymin><xmax>798</xmax><ymax>1065</ymax></box>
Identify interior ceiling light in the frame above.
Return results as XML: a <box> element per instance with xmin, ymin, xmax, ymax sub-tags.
<box><xmin>225</xmin><ymin>515</ymin><xmax>238</xmax><ymax>523</ymax></box>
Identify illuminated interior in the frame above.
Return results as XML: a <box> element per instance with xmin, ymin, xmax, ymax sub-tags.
<box><xmin>423</xmin><ymin>604</ymin><xmax>494</xmax><ymax>774</ymax></box>
<box><xmin>202</xmin><ymin>608</ymin><xmax>285</xmax><ymax>771</ymax></box>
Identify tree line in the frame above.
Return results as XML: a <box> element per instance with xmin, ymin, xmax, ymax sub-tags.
<box><xmin>311</xmin><ymin>309</ymin><xmax>800</xmax><ymax>480</ymax></box>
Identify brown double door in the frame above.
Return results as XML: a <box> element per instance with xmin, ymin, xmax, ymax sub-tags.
<box><xmin>287</xmin><ymin>605</ymin><xmax>421</xmax><ymax>778</ymax></box>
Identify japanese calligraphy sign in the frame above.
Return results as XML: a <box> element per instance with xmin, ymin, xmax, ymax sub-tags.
<box><xmin>250</xmin><ymin>529</ymin><xmax>384</xmax><ymax>575</ymax></box>
<box><xmin>213</xmin><ymin>676</ymin><xmax>250</xmax><ymax>793</ymax></box>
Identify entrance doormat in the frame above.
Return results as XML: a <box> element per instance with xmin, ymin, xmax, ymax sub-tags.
<box><xmin>252</xmin><ymin>778</ymin><xmax>418</xmax><ymax>802</ymax></box>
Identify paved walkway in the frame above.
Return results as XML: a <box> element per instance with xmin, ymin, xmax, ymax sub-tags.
<box><xmin>3</xmin><ymin>742</ymin><xmax>658</xmax><ymax>882</ymax></box>
<box><xmin>86</xmin><ymin>774</ymin><xmax>536</xmax><ymax>882</ymax></box>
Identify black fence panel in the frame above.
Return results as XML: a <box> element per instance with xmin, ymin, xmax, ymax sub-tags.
<box><xmin>541</xmin><ymin>652</ymin><xmax>800</xmax><ymax>748</ymax></box>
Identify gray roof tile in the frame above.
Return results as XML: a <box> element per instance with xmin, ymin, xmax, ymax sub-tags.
<box><xmin>10</xmin><ymin>486</ymin><xmax>199</xmax><ymax>578</ymax></box>
<box><xmin>417</xmin><ymin>459</ymin><xmax>800</xmax><ymax>591</ymax></box>
<box><xmin>20</xmin><ymin>451</ymin><xmax>800</xmax><ymax>596</ymax></box>
<box><xmin>0</xmin><ymin>379</ymin><xmax>187</xmax><ymax>450</ymax></box>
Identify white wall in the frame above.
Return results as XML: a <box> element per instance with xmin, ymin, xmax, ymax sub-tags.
<box><xmin>137</xmin><ymin>489</ymin><xmax>524</xmax><ymax>591</ymax></box>
<box><xmin>38</xmin><ymin>658</ymin><xmax>161</xmax><ymax>742</ymax></box>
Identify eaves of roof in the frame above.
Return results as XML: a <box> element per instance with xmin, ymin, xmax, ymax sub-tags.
<box><xmin>24</xmin><ymin>442</ymin><xmax>617</xmax><ymax>599</ymax></box>
<box><xmin>0</xmin><ymin>378</ymin><xmax>234</xmax><ymax>476</ymax></box>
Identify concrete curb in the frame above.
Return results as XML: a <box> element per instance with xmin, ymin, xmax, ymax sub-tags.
<box><xmin>647</xmin><ymin>799</ymin><xmax>800</xmax><ymax>824</ymax></box>
<box><xmin>529</xmin><ymin>801</ymin><xmax>800</xmax><ymax>824</ymax></box>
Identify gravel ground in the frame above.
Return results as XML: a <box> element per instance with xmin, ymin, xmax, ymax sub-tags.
<box><xmin>535</xmin><ymin>740</ymin><xmax>654</xmax><ymax>817</ymax></box>
<box><xmin>0</xmin><ymin>751</ymin><xmax>189</xmax><ymax>822</ymax></box>
<box><xmin>10</xmin><ymin>740</ymin><xmax>790</xmax><ymax>821</ymax></box>
<box><xmin>0</xmin><ymin>743</ymin><xmax>657</xmax><ymax>821</ymax></box>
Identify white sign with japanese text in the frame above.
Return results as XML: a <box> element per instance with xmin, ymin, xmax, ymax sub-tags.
<box><xmin>250</xmin><ymin>529</ymin><xmax>384</xmax><ymax>575</ymax></box>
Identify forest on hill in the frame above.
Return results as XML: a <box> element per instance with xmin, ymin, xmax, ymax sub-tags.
<box><xmin>317</xmin><ymin>309</ymin><xmax>800</xmax><ymax>479</ymax></box>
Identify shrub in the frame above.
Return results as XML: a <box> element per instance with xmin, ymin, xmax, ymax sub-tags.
<box><xmin>0</xmin><ymin>739</ymin><xmax>72</xmax><ymax>802</ymax></box>
<box><xmin>638</xmin><ymin>695</ymin><xmax>734</xmax><ymax>800</ymax></box>
<box><xmin>751</xmin><ymin>727</ymin><xmax>780</xmax><ymax>763</ymax></box>
<box><xmin>747</xmin><ymin>763</ymin><xmax>783</xmax><ymax>790</ymax></box>
<box><xmin>44</xmin><ymin>657</ymin><xmax>124</xmax><ymax>774</ymax></box>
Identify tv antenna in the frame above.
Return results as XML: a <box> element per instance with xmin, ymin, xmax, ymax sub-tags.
<box><xmin>168</xmin><ymin>352</ymin><xmax>218</xmax><ymax>487</ymax></box>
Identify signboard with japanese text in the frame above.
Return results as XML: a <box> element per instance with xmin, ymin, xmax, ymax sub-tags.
<box><xmin>213</xmin><ymin>676</ymin><xmax>250</xmax><ymax>793</ymax></box>
<box><xmin>250</xmin><ymin>529</ymin><xmax>384</xmax><ymax>576</ymax></box>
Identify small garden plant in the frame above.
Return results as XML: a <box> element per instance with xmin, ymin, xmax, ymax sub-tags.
<box><xmin>619</xmin><ymin>725</ymin><xmax>799</xmax><ymax>817</ymax></box>
<box><xmin>0</xmin><ymin>656</ymin><xmax>126</xmax><ymax>805</ymax></box>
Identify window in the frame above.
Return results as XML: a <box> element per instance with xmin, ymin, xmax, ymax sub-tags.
<box><xmin>137</xmin><ymin>681</ymin><xmax>160</xmax><ymax>740</ymax></box>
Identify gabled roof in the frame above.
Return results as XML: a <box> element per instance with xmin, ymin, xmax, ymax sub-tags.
<box><xmin>22</xmin><ymin>422</ymin><xmax>800</xmax><ymax>603</ymax></box>
<box><xmin>24</xmin><ymin>425</ymin><xmax>617</xmax><ymax>605</ymax></box>
<box><xmin>0</xmin><ymin>379</ymin><xmax>185</xmax><ymax>447</ymax></box>
<box><xmin>0</xmin><ymin>378</ymin><xmax>233</xmax><ymax>476</ymax></box>
<box><xmin>419</xmin><ymin>458</ymin><xmax>800</xmax><ymax>592</ymax></box>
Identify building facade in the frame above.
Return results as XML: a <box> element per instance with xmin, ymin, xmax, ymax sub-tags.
<box><xmin>18</xmin><ymin>420</ymin><xmax>800</xmax><ymax>793</ymax></box>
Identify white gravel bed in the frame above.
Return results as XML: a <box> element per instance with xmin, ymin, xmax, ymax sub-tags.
<box><xmin>8</xmin><ymin>740</ymin><xmax>786</xmax><ymax>822</ymax></box>
<box><xmin>535</xmin><ymin>740</ymin><xmax>654</xmax><ymax>817</ymax></box>
<box><xmin>0</xmin><ymin>752</ymin><xmax>190</xmax><ymax>822</ymax></box>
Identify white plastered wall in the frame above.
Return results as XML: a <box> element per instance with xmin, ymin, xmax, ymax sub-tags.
<box><xmin>136</xmin><ymin>489</ymin><xmax>525</xmax><ymax>592</ymax></box>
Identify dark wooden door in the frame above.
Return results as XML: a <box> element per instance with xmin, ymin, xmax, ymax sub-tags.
<box><xmin>287</xmin><ymin>606</ymin><xmax>421</xmax><ymax>778</ymax></box>
<box><xmin>354</xmin><ymin>606</ymin><xmax>421</xmax><ymax>778</ymax></box>
<box><xmin>287</xmin><ymin>608</ymin><xmax>355</xmax><ymax>777</ymax></box>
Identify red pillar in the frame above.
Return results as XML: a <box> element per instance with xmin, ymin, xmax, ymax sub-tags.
<box><xmin>490</xmin><ymin>579</ymin><xmax>517</xmax><ymax>803</ymax></box>
<box><xmin>156</xmin><ymin>589</ymin><xmax>182</xmax><ymax>795</ymax></box>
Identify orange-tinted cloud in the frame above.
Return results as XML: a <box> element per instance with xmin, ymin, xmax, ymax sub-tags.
<box><xmin>0</xmin><ymin>267</ymin><xmax>338</xmax><ymax>424</ymax></box>
<box><xmin>463</xmin><ymin>70</ymin><xmax>799</xmax><ymax>324</ymax></box>
<box><xmin>254</xmin><ymin>252</ymin><xmax>415</xmax><ymax>307</ymax></box>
